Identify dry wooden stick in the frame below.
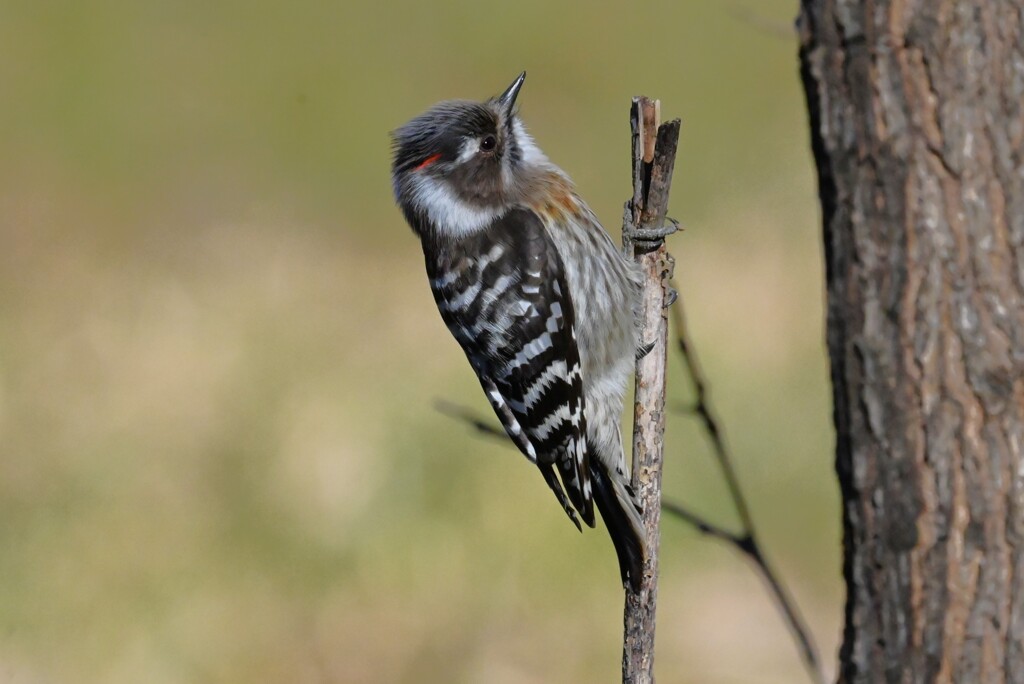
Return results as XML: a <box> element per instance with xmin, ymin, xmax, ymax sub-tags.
<box><xmin>620</xmin><ymin>96</ymin><xmax>680</xmax><ymax>684</ymax></box>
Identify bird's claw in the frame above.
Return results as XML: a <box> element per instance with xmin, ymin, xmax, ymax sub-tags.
<box><xmin>628</xmin><ymin>217</ymin><xmax>681</xmax><ymax>251</ymax></box>
<box><xmin>636</xmin><ymin>340</ymin><xmax>656</xmax><ymax>360</ymax></box>
<box><xmin>664</xmin><ymin>285</ymin><xmax>678</xmax><ymax>308</ymax></box>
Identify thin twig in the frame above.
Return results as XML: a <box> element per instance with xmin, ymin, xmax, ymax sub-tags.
<box><xmin>434</xmin><ymin>394</ymin><xmax>824</xmax><ymax>684</ymax></box>
<box><xmin>433</xmin><ymin>399</ymin><xmax>510</xmax><ymax>442</ymax></box>
<box><xmin>435</xmin><ymin>402</ymin><xmax>746</xmax><ymax>542</ymax></box>
<box><xmin>661</xmin><ymin>499</ymin><xmax>744</xmax><ymax>544</ymax></box>
<box><xmin>669</xmin><ymin>292</ymin><xmax>755</xmax><ymax>535</ymax></box>
<box><xmin>667</xmin><ymin>292</ymin><xmax>826</xmax><ymax>684</ymax></box>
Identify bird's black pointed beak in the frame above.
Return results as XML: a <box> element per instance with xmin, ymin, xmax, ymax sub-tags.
<box><xmin>498</xmin><ymin>71</ymin><xmax>526</xmax><ymax>116</ymax></box>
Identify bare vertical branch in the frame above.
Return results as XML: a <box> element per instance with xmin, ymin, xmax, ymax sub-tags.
<box><xmin>621</xmin><ymin>96</ymin><xmax>680</xmax><ymax>684</ymax></box>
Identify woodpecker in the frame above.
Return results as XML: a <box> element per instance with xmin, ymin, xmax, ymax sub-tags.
<box><xmin>391</xmin><ymin>72</ymin><xmax>646</xmax><ymax>590</ymax></box>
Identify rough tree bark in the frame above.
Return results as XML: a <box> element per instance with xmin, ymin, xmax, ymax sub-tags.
<box><xmin>799</xmin><ymin>1</ymin><xmax>1024</xmax><ymax>682</ymax></box>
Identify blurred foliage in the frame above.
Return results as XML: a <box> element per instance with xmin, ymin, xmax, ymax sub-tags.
<box><xmin>0</xmin><ymin>1</ymin><xmax>839</xmax><ymax>682</ymax></box>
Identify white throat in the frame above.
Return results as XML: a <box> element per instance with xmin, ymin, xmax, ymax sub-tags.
<box><xmin>406</xmin><ymin>174</ymin><xmax>504</xmax><ymax>239</ymax></box>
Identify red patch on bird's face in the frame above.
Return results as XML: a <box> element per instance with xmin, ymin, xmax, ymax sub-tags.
<box><xmin>415</xmin><ymin>153</ymin><xmax>442</xmax><ymax>171</ymax></box>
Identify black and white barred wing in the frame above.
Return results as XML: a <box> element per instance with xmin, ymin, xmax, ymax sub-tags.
<box><xmin>424</xmin><ymin>208</ymin><xmax>595</xmax><ymax>530</ymax></box>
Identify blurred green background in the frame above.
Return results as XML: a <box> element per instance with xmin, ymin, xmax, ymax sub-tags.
<box><xmin>0</xmin><ymin>1</ymin><xmax>838</xmax><ymax>682</ymax></box>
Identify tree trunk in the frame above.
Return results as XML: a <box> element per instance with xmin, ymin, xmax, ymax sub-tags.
<box><xmin>798</xmin><ymin>1</ymin><xmax>1024</xmax><ymax>682</ymax></box>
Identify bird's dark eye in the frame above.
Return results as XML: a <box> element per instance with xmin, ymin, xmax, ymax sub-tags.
<box><xmin>480</xmin><ymin>135</ymin><xmax>497</xmax><ymax>151</ymax></box>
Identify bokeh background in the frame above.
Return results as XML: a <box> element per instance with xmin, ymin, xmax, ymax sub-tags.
<box><xmin>0</xmin><ymin>1</ymin><xmax>840</xmax><ymax>682</ymax></box>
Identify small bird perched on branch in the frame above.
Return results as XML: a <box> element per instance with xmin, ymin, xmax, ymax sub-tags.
<box><xmin>391</xmin><ymin>72</ymin><xmax>646</xmax><ymax>589</ymax></box>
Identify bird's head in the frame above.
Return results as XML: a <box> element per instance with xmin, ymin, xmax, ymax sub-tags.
<box><xmin>391</xmin><ymin>72</ymin><xmax>548</xmax><ymax>239</ymax></box>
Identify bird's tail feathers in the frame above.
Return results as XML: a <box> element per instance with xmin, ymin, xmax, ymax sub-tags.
<box><xmin>539</xmin><ymin>463</ymin><xmax>586</xmax><ymax>532</ymax></box>
<box><xmin>590</xmin><ymin>456</ymin><xmax>646</xmax><ymax>591</ymax></box>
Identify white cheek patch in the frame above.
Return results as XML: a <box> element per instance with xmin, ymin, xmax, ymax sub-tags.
<box><xmin>408</xmin><ymin>173</ymin><xmax>504</xmax><ymax>238</ymax></box>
